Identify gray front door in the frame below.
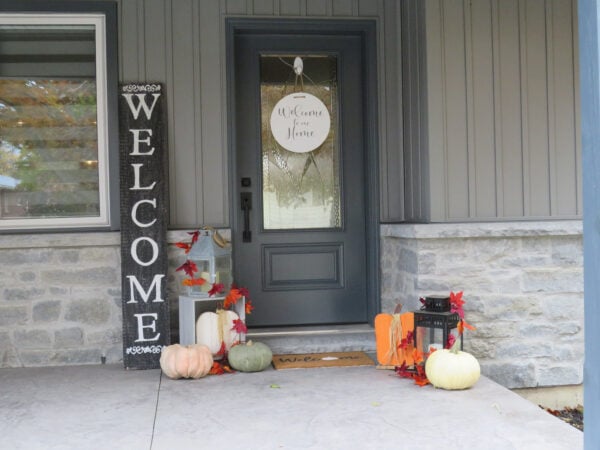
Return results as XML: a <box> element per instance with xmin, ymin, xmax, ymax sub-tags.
<box><xmin>230</xmin><ymin>23</ymin><xmax>374</xmax><ymax>327</ymax></box>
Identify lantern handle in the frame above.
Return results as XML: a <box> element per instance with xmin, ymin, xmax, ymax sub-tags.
<box><xmin>201</xmin><ymin>226</ymin><xmax>230</xmax><ymax>248</ymax></box>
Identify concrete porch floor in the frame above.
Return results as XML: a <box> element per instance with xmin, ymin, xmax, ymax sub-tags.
<box><xmin>0</xmin><ymin>363</ymin><xmax>582</xmax><ymax>450</ymax></box>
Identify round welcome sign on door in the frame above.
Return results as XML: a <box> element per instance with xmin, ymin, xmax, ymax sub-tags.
<box><xmin>270</xmin><ymin>92</ymin><xmax>331</xmax><ymax>153</ymax></box>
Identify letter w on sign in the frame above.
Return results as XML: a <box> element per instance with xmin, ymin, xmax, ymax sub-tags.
<box><xmin>119</xmin><ymin>83</ymin><xmax>170</xmax><ymax>370</ymax></box>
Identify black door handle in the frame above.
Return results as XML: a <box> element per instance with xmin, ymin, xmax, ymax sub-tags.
<box><xmin>241</xmin><ymin>192</ymin><xmax>252</xmax><ymax>242</ymax></box>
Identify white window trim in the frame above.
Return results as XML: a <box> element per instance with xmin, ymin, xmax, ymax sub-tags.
<box><xmin>0</xmin><ymin>13</ymin><xmax>111</xmax><ymax>231</ymax></box>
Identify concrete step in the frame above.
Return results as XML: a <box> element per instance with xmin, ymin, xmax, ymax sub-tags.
<box><xmin>245</xmin><ymin>324</ymin><xmax>376</xmax><ymax>354</ymax></box>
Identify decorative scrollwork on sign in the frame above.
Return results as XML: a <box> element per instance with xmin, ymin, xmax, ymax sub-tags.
<box><xmin>125</xmin><ymin>345</ymin><xmax>165</xmax><ymax>355</ymax></box>
<box><xmin>121</xmin><ymin>84</ymin><xmax>162</xmax><ymax>93</ymax></box>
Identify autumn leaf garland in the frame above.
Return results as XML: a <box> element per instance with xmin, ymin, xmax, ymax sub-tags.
<box><xmin>397</xmin><ymin>291</ymin><xmax>476</xmax><ymax>387</ymax></box>
<box><xmin>174</xmin><ymin>231</ymin><xmax>254</xmax><ymax>316</ymax></box>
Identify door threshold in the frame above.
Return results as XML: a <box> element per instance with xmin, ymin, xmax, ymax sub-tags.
<box><xmin>247</xmin><ymin>323</ymin><xmax>373</xmax><ymax>338</ymax></box>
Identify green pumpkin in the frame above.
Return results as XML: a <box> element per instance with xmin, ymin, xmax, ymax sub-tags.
<box><xmin>228</xmin><ymin>341</ymin><xmax>273</xmax><ymax>372</ymax></box>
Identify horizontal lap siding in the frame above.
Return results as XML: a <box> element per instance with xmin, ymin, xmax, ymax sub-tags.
<box><xmin>425</xmin><ymin>0</ymin><xmax>580</xmax><ymax>221</ymax></box>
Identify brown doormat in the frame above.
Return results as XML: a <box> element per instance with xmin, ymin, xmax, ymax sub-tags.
<box><xmin>272</xmin><ymin>351</ymin><xmax>375</xmax><ymax>370</ymax></box>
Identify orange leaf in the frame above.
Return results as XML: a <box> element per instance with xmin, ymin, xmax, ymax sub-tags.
<box><xmin>412</xmin><ymin>348</ymin><xmax>424</xmax><ymax>364</ymax></box>
<box><xmin>414</xmin><ymin>375</ymin><xmax>430</xmax><ymax>387</ymax></box>
<box><xmin>245</xmin><ymin>300</ymin><xmax>254</xmax><ymax>315</ymax></box>
<box><xmin>224</xmin><ymin>288</ymin><xmax>242</xmax><ymax>309</ymax></box>
<box><xmin>182</xmin><ymin>277</ymin><xmax>206</xmax><ymax>287</ymax></box>
<box><xmin>175</xmin><ymin>242</ymin><xmax>192</xmax><ymax>253</ymax></box>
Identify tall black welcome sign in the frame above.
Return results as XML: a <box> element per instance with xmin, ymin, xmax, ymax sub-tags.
<box><xmin>119</xmin><ymin>83</ymin><xmax>170</xmax><ymax>369</ymax></box>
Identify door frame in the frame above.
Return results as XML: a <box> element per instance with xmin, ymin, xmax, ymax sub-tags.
<box><xmin>225</xmin><ymin>18</ymin><xmax>380</xmax><ymax>324</ymax></box>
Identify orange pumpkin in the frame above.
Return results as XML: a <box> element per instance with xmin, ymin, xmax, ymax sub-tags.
<box><xmin>160</xmin><ymin>344</ymin><xmax>213</xmax><ymax>379</ymax></box>
<box><xmin>374</xmin><ymin>312</ymin><xmax>415</xmax><ymax>366</ymax></box>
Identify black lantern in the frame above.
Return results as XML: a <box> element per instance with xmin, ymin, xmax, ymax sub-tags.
<box><xmin>414</xmin><ymin>296</ymin><xmax>463</xmax><ymax>357</ymax></box>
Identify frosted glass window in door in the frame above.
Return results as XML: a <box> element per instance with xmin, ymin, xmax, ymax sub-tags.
<box><xmin>260</xmin><ymin>55</ymin><xmax>340</xmax><ymax>230</ymax></box>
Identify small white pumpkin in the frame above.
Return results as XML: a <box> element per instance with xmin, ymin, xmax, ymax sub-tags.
<box><xmin>425</xmin><ymin>342</ymin><xmax>481</xmax><ymax>390</ymax></box>
<box><xmin>196</xmin><ymin>309</ymin><xmax>239</xmax><ymax>356</ymax></box>
<box><xmin>160</xmin><ymin>344</ymin><xmax>213</xmax><ymax>379</ymax></box>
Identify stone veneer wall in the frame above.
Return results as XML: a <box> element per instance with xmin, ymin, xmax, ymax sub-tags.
<box><xmin>0</xmin><ymin>231</ymin><xmax>192</xmax><ymax>368</ymax></box>
<box><xmin>0</xmin><ymin>233</ymin><xmax>122</xmax><ymax>367</ymax></box>
<box><xmin>1</xmin><ymin>222</ymin><xmax>584</xmax><ymax>391</ymax></box>
<box><xmin>380</xmin><ymin>220</ymin><xmax>584</xmax><ymax>389</ymax></box>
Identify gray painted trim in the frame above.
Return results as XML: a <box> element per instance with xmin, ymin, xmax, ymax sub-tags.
<box><xmin>578</xmin><ymin>0</ymin><xmax>600</xmax><ymax>445</ymax></box>
<box><xmin>225</xmin><ymin>18</ymin><xmax>381</xmax><ymax>322</ymax></box>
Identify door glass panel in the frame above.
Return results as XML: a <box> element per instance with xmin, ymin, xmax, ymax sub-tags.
<box><xmin>260</xmin><ymin>55</ymin><xmax>340</xmax><ymax>230</ymax></box>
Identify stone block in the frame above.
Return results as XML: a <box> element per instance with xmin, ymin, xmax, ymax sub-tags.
<box><xmin>54</xmin><ymin>327</ymin><xmax>84</xmax><ymax>347</ymax></box>
<box><xmin>517</xmin><ymin>323</ymin><xmax>558</xmax><ymax>338</ymax></box>
<box><xmin>472</xmin><ymin>322</ymin><xmax>516</xmax><ymax>339</ymax></box>
<box><xmin>558</xmin><ymin>322</ymin><xmax>582</xmax><ymax>336</ymax></box>
<box><xmin>483</xmin><ymin>296</ymin><xmax>542</xmax><ymax>320</ymax></box>
<box><xmin>64</xmin><ymin>298</ymin><xmax>111</xmax><ymax>325</ymax></box>
<box><xmin>0</xmin><ymin>347</ymin><xmax>20</xmax><ymax>367</ymax></box>
<box><xmin>55</xmin><ymin>250</ymin><xmax>81</xmax><ymax>264</ymax></box>
<box><xmin>104</xmin><ymin>345</ymin><xmax>124</xmax><ymax>364</ymax></box>
<box><xmin>41</xmin><ymin>267</ymin><xmax>118</xmax><ymax>286</ymax></box>
<box><xmin>0</xmin><ymin>249</ymin><xmax>52</xmax><ymax>265</ymax></box>
<box><xmin>522</xmin><ymin>269</ymin><xmax>583</xmax><ymax>293</ymax></box>
<box><xmin>32</xmin><ymin>301</ymin><xmax>61</xmax><ymax>322</ymax></box>
<box><xmin>50</xmin><ymin>287</ymin><xmax>69</xmax><ymax>296</ymax></box>
<box><xmin>3</xmin><ymin>287</ymin><xmax>45</xmax><ymax>302</ymax></box>
<box><xmin>86</xmin><ymin>327</ymin><xmax>122</xmax><ymax>346</ymax></box>
<box><xmin>495</xmin><ymin>342</ymin><xmax>555</xmax><ymax>359</ymax></box>
<box><xmin>13</xmin><ymin>329</ymin><xmax>52</xmax><ymax>349</ymax></box>
<box><xmin>52</xmin><ymin>348</ymin><xmax>102</xmax><ymax>365</ymax></box>
<box><xmin>521</xmin><ymin>236</ymin><xmax>553</xmax><ymax>254</ymax></box>
<box><xmin>18</xmin><ymin>350</ymin><xmax>54</xmax><ymax>366</ymax></box>
<box><xmin>541</xmin><ymin>294</ymin><xmax>583</xmax><ymax>320</ymax></box>
<box><xmin>0</xmin><ymin>306</ymin><xmax>29</xmax><ymax>326</ymax></box>
<box><xmin>551</xmin><ymin>237</ymin><xmax>583</xmax><ymax>266</ymax></box>
<box><xmin>416</xmin><ymin>252</ymin><xmax>436</xmax><ymax>274</ymax></box>
<box><xmin>416</xmin><ymin>276</ymin><xmax>451</xmax><ymax>292</ymax></box>
<box><xmin>481</xmin><ymin>361</ymin><xmax>537</xmax><ymax>388</ymax></box>
<box><xmin>538</xmin><ymin>365</ymin><xmax>582</xmax><ymax>386</ymax></box>
<box><xmin>397</xmin><ymin>247</ymin><xmax>418</xmax><ymax>273</ymax></box>
<box><xmin>19</xmin><ymin>272</ymin><xmax>36</xmax><ymax>282</ymax></box>
<box><xmin>464</xmin><ymin>339</ymin><xmax>496</xmax><ymax>358</ymax></box>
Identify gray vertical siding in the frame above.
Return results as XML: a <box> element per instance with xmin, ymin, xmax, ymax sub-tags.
<box><xmin>421</xmin><ymin>0</ymin><xmax>581</xmax><ymax>221</ymax></box>
<box><xmin>114</xmin><ymin>0</ymin><xmax>580</xmax><ymax>225</ymax></box>
<box><xmin>115</xmin><ymin>0</ymin><xmax>404</xmax><ymax>226</ymax></box>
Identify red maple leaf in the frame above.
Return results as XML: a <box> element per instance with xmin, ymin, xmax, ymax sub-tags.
<box><xmin>450</xmin><ymin>291</ymin><xmax>466</xmax><ymax>319</ymax></box>
<box><xmin>445</xmin><ymin>333</ymin><xmax>456</xmax><ymax>349</ymax></box>
<box><xmin>231</xmin><ymin>319</ymin><xmax>247</xmax><ymax>334</ymax></box>
<box><xmin>215</xmin><ymin>341</ymin><xmax>227</xmax><ymax>358</ymax></box>
<box><xmin>237</xmin><ymin>286</ymin><xmax>250</xmax><ymax>299</ymax></box>
<box><xmin>395</xmin><ymin>361</ymin><xmax>413</xmax><ymax>379</ymax></box>
<box><xmin>208</xmin><ymin>283</ymin><xmax>225</xmax><ymax>297</ymax></box>
<box><xmin>188</xmin><ymin>230</ymin><xmax>200</xmax><ymax>245</ymax></box>
<box><xmin>176</xmin><ymin>260</ymin><xmax>198</xmax><ymax>277</ymax></box>
<box><xmin>399</xmin><ymin>330</ymin><xmax>414</xmax><ymax>350</ymax></box>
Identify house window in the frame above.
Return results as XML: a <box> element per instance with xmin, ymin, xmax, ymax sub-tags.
<box><xmin>0</xmin><ymin>9</ymin><xmax>117</xmax><ymax>231</ymax></box>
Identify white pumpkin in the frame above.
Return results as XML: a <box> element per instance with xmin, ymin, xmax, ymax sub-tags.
<box><xmin>425</xmin><ymin>345</ymin><xmax>481</xmax><ymax>390</ymax></box>
<box><xmin>196</xmin><ymin>309</ymin><xmax>239</xmax><ymax>356</ymax></box>
<box><xmin>159</xmin><ymin>344</ymin><xmax>213</xmax><ymax>379</ymax></box>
